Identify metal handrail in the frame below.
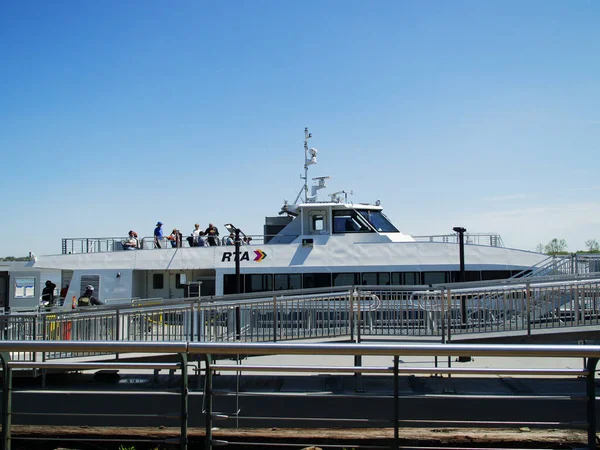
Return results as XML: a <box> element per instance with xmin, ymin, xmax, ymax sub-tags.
<box><xmin>2</xmin><ymin>275</ymin><xmax>600</xmax><ymax>356</ymax></box>
<box><xmin>0</xmin><ymin>341</ymin><xmax>599</xmax><ymax>450</ymax></box>
<box><xmin>412</xmin><ymin>233</ymin><xmax>505</xmax><ymax>247</ymax></box>
<box><xmin>62</xmin><ymin>234</ymin><xmax>298</xmax><ymax>254</ymax></box>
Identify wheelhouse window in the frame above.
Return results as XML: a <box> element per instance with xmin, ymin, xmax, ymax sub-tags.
<box><xmin>357</xmin><ymin>210</ymin><xmax>398</xmax><ymax>232</ymax></box>
<box><xmin>333</xmin><ymin>210</ymin><xmax>371</xmax><ymax>234</ymax></box>
<box><xmin>312</xmin><ymin>215</ymin><xmax>325</xmax><ymax>231</ymax></box>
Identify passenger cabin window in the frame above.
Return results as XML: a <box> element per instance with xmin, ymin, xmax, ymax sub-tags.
<box><xmin>333</xmin><ymin>273</ymin><xmax>360</xmax><ymax>286</ymax></box>
<box><xmin>303</xmin><ymin>273</ymin><xmax>332</xmax><ymax>289</ymax></box>
<box><xmin>274</xmin><ymin>274</ymin><xmax>302</xmax><ymax>291</ymax></box>
<box><xmin>80</xmin><ymin>275</ymin><xmax>100</xmax><ymax>296</ymax></box>
<box><xmin>153</xmin><ymin>274</ymin><xmax>164</xmax><ymax>289</ymax></box>
<box><xmin>362</xmin><ymin>272</ymin><xmax>390</xmax><ymax>285</ymax></box>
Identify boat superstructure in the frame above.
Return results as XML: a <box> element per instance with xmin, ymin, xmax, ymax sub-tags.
<box><xmin>1</xmin><ymin>129</ymin><xmax>550</xmax><ymax>311</ymax></box>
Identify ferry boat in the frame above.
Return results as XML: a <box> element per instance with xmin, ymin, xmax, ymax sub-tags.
<box><xmin>0</xmin><ymin>129</ymin><xmax>547</xmax><ymax>311</ymax></box>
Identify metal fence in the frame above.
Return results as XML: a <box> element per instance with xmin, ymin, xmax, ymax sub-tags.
<box><xmin>1</xmin><ymin>341</ymin><xmax>600</xmax><ymax>450</ymax></box>
<box><xmin>2</xmin><ymin>275</ymin><xmax>600</xmax><ymax>363</ymax></box>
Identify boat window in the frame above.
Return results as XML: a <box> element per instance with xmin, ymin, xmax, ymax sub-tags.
<box><xmin>153</xmin><ymin>274</ymin><xmax>164</xmax><ymax>290</ymax></box>
<box><xmin>303</xmin><ymin>273</ymin><xmax>332</xmax><ymax>289</ymax></box>
<box><xmin>274</xmin><ymin>274</ymin><xmax>302</xmax><ymax>291</ymax></box>
<box><xmin>14</xmin><ymin>277</ymin><xmax>35</xmax><ymax>299</ymax></box>
<box><xmin>422</xmin><ymin>272</ymin><xmax>448</xmax><ymax>285</ymax></box>
<box><xmin>332</xmin><ymin>210</ymin><xmax>371</xmax><ymax>234</ymax></box>
<box><xmin>312</xmin><ymin>214</ymin><xmax>325</xmax><ymax>232</ymax></box>
<box><xmin>245</xmin><ymin>274</ymin><xmax>273</xmax><ymax>293</ymax></box>
<box><xmin>176</xmin><ymin>274</ymin><xmax>186</xmax><ymax>289</ymax></box>
<box><xmin>481</xmin><ymin>270</ymin><xmax>512</xmax><ymax>281</ymax></box>
<box><xmin>361</xmin><ymin>272</ymin><xmax>390</xmax><ymax>285</ymax></box>
<box><xmin>81</xmin><ymin>275</ymin><xmax>100</xmax><ymax>296</ymax></box>
<box><xmin>357</xmin><ymin>210</ymin><xmax>399</xmax><ymax>232</ymax></box>
<box><xmin>223</xmin><ymin>274</ymin><xmax>246</xmax><ymax>295</ymax></box>
<box><xmin>332</xmin><ymin>273</ymin><xmax>360</xmax><ymax>286</ymax></box>
<box><xmin>451</xmin><ymin>271</ymin><xmax>481</xmax><ymax>282</ymax></box>
<box><xmin>391</xmin><ymin>272</ymin><xmax>421</xmax><ymax>285</ymax></box>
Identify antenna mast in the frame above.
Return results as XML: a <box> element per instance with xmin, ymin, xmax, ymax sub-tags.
<box><xmin>303</xmin><ymin>127</ymin><xmax>311</xmax><ymax>202</ymax></box>
<box><xmin>294</xmin><ymin>127</ymin><xmax>316</xmax><ymax>204</ymax></box>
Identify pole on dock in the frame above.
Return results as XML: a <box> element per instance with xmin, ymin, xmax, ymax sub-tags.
<box><xmin>453</xmin><ymin>227</ymin><xmax>472</xmax><ymax>363</ymax></box>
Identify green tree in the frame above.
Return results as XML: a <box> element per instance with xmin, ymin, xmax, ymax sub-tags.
<box><xmin>544</xmin><ymin>238</ymin><xmax>568</xmax><ymax>255</ymax></box>
<box><xmin>0</xmin><ymin>256</ymin><xmax>30</xmax><ymax>262</ymax></box>
<box><xmin>585</xmin><ymin>239</ymin><xmax>600</xmax><ymax>252</ymax></box>
<box><xmin>535</xmin><ymin>243</ymin><xmax>544</xmax><ymax>253</ymax></box>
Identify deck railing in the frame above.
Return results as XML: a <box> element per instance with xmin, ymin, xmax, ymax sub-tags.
<box><xmin>61</xmin><ymin>234</ymin><xmax>280</xmax><ymax>253</ymax></box>
<box><xmin>0</xmin><ymin>341</ymin><xmax>599</xmax><ymax>450</ymax></box>
<box><xmin>61</xmin><ymin>232</ymin><xmax>513</xmax><ymax>254</ymax></box>
<box><xmin>412</xmin><ymin>232</ymin><xmax>505</xmax><ymax>247</ymax></box>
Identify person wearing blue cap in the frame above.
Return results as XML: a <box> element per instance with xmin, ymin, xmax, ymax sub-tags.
<box><xmin>154</xmin><ymin>221</ymin><xmax>164</xmax><ymax>248</ymax></box>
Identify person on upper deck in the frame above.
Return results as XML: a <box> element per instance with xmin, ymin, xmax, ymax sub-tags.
<box><xmin>192</xmin><ymin>223</ymin><xmax>201</xmax><ymax>246</ymax></box>
<box><xmin>198</xmin><ymin>231</ymin><xmax>207</xmax><ymax>247</ymax></box>
<box><xmin>41</xmin><ymin>280</ymin><xmax>56</xmax><ymax>305</ymax></box>
<box><xmin>123</xmin><ymin>230</ymin><xmax>138</xmax><ymax>250</ymax></box>
<box><xmin>78</xmin><ymin>285</ymin><xmax>103</xmax><ymax>307</ymax></box>
<box><xmin>225</xmin><ymin>233</ymin><xmax>235</xmax><ymax>245</ymax></box>
<box><xmin>204</xmin><ymin>223</ymin><xmax>219</xmax><ymax>246</ymax></box>
<box><xmin>168</xmin><ymin>229</ymin><xmax>183</xmax><ymax>248</ymax></box>
<box><xmin>154</xmin><ymin>221</ymin><xmax>164</xmax><ymax>248</ymax></box>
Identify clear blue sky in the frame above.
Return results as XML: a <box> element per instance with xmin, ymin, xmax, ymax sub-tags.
<box><xmin>1</xmin><ymin>1</ymin><xmax>599</xmax><ymax>256</ymax></box>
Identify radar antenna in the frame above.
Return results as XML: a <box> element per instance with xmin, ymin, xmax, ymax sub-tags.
<box><xmin>310</xmin><ymin>176</ymin><xmax>330</xmax><ymax>201</ymax></box>
<box><xmin>329</xmin><ymin>190</ymin><xmax>353</xmax><ymax>203</ymax></box>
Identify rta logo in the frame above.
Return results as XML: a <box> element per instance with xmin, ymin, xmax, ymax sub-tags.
<box><xmin>221</xmin><ymin>249</ymin><xmax>267</xmax><ymax>263</ymax></box>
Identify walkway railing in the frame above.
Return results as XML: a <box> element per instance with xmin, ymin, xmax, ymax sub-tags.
<box><xmin>0</xmin><ymin>341</ymin><xmax>599</xmax><ymax>450</ymax></box>
<box><xmin>513</xmin><ymin>254</ymin><xmax>600</xmax><ymax>278</ymax></box>
<box><xmin>2</xmin><ymin>275</ymin><xmax>600</xmax><ymax>365</ymax></box>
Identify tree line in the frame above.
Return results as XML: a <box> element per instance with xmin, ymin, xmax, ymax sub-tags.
<box><xmin>0</xmin><ymin>256</ymin><xmax>30</xmax><ymax>262</ymax></box>
<box><xmin>535</xmin><ymin>238</ymin><xmax>600</xmax><ymax>255</ymax></box>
